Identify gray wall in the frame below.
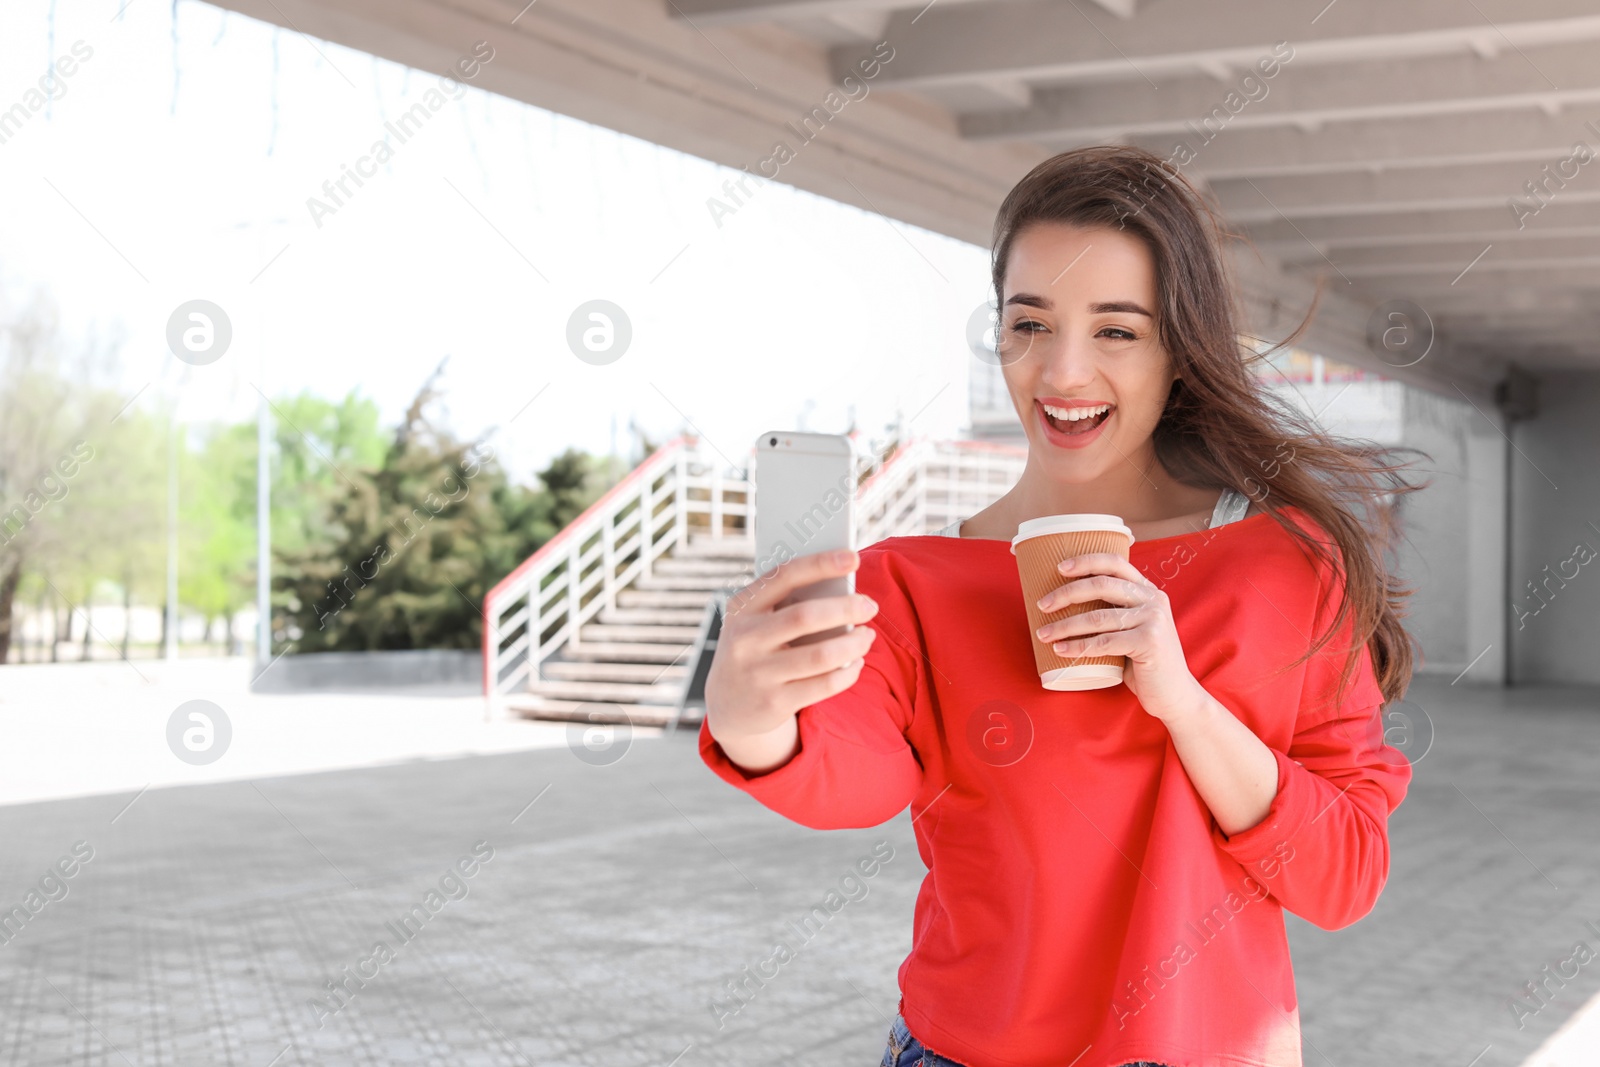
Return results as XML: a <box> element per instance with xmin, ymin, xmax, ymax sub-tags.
<box><xmin>1509</xmin><ymin>370</ymin><xmax>1600</xmax><ymax>686</ymax></box>
<box><xmin>1391</xmin><ymin>387</ymin><xmax>1474</xmax><ymax>673</ymax></box>
<box><xmin>1371</xmin><ymin>381</ymin><xmax>1506</xmax><ymax>686</ymax></box>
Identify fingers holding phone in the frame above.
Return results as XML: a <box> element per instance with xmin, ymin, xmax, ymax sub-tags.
<box><xmin>707</xmin><ymin>547</ymin><xmax>880</xmax><ymax>763</ymax></box>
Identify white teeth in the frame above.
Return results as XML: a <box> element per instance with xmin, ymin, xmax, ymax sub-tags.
<box><xmin>1043</xmin><ymin>403</ymin><xmax>1110</xmax><ymax>422</ymax></box>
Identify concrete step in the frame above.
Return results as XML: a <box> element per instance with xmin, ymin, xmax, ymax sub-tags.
<box><xmin>598</xmin><ymin>606</ymin><xmax>707</xmax><ymax>626</ymax></box>
<box><xmin>490</xmin><ymin>532</ymin><xmax>752</xmax><ymax>726</ymax></box>
<box><xmin>652</xmin><ymin>557</ymin><xmax>754</xmax><ymax>578</ymax></box>
<box><xmin>506</xmin><ymin>696</ymin><xmax>693</xmax><ymax>727</ymax></box>
<box><xmin>559</xmin><ymin>642</ymin><xmax>693</xmax><ymax>664</ymax></box>
<box><xmin>617</xmin><ymin>589</ymin><xmax>714</xmax><ymax>609</ymax></box>
<box><xmin>634</xmin><ymin>574</ymin><xmax>746</xmax><ymax>593</ymax></box>
<box><xmin>540</xmin><ymin>661</ymin><xmax>689</xmax><ymax>683</ymax></box>
<box><xmin>674</xmin><ymin>535</ymin><xmax>756</xmax><ymax>560</ymax></box>
<box><xmin>580</xmin><ymin>622</ymin><xmax>702</xmax><ymax>644</ymax></box>
<box><xmin>525</xmin><ymin>678</ymin><xmax>684</xmax><ymax>704</ymax></box>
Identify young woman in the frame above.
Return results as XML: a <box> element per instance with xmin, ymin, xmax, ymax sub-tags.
<box><xmin>699</xmin><ymin>145</ymin><xmax>1421</xmax><ymax>1067</ymax></box>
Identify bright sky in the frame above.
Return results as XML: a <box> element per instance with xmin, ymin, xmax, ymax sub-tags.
<box><xmin>0</xmin><ymin>0</ymin><xmax>987</xmax><ymax>482</ymax></box>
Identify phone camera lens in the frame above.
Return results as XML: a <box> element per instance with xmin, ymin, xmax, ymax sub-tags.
<box><xmin>768</xmin><ymin>436</ymin><xmax>778</xmax><ymax>447</ymax></box>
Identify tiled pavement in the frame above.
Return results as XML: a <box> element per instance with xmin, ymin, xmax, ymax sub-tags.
<box><xmin>0</xmin><ymin>676</ymin><xmax>1597</xmax><ymax>1066</ymax></box>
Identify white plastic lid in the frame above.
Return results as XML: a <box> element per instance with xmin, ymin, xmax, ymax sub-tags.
<box><xmin>1010</xmin><ymin>514</ymin><xmax>1135</xmax><ymax>553</ymax></box>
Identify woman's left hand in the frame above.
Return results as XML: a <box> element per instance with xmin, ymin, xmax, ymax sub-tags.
<box><xmin>1033</xmin><ymin>553</ymin><xmax>1205</xmax><ymax>723</ymax></box>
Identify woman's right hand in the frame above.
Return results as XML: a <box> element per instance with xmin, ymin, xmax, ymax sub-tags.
<box><xmin>704</xmin><ymin>548</ymin><xmax>881</xmax><ymax>774</ymax></box>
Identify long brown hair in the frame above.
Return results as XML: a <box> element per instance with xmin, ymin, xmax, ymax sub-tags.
<box><xmin>990</xmin><ymin>145</ymin><xmax>1426</xmax><ymax>709</ymax></box>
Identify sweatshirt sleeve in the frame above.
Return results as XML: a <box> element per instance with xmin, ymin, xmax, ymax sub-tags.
<box><xmin>697</xmin><ymin>544</ymin><xmax>926</xmax><ymax>830</ymax></box>
<box><xmin>1209</xmin><ymin>539</ymin><xmax>1412</xmax><ymax>930</ymax></box>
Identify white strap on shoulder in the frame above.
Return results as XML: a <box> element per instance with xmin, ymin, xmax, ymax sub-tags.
<box><xmin>1209</xmin><ymin>488</ymin><xmax>1252</xmax><ymax>528</ymax></box>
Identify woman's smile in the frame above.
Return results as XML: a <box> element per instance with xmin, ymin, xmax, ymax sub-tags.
<box><xmin>1036</xmin><ymin>397</ymin><xmax>1113</xmax><ymax>448</ymax></box>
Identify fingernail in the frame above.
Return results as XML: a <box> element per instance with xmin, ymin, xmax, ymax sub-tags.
<box><xmin>834</xmin><ymin>549</ymin><xmax>855</xmax><ymax>565</ymax></box>
<box><xmin>1036</xmin><ymin>596</ymin><xmax>1050</xmax><ymax>610</ymax></box>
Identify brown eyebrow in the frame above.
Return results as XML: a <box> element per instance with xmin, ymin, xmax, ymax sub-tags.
<box><xmin>1003</xmin><ymin>293</ymin><xmax>1154</xmax><ymax>318</ymax></box>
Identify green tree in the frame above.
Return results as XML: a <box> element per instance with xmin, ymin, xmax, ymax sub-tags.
<box><xmin>45</xmin><ymin>405</ymin><xmax>166</xmax><ymax>658</ymax></box>
<box><xmin>263</xmin><ymin>389</ymin><xmax>388</xmax><ymax>558</ymax></box>
<box><xmin>275</xmin><ymin>366</ymin><xmax>502</xmax><ymax>651</ymax></box>
<box><xmin>178</xmin><ymin>389</ymin><xmax>387</xmax><ymax>653</ymax></box>
<box><xmin>177</xmin><ymin>422</ymin><xmax>254</xmax><ymax>651</ymax></box>
<box><xmin>274</xmin><ymin>368</ymin><xmax>612</xmax><ymax>652</ymax></box>
<box><xmin>0</xmin><ymin>293</ymin><xmax>123</xmax><ymax>661</ymax></box>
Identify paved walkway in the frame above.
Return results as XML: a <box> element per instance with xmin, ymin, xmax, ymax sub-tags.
<box><xmin>0</xmin><ymin>676</ymin><xmax>1597</xmax><ymax>1066</ymax></box>
<box><xmin>0</xmin><ymin>658</ymin><xmax>602</xmax><ymax>808</ymax></box>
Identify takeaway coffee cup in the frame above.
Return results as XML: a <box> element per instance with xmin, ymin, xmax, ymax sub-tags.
<box><xmin>1011</xmin><ymin>514</ymin><xmax>1136</xmax><ymax>691</ymax></box>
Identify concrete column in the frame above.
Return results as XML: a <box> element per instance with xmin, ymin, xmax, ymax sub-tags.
<box><xmin>1508</xmin><ymin>371</ymin><xmax>1600</xmax><ymax>686</ymax></box>
<box><xmin>1462</xmin><ymin>418</ymin><xmax>1508</xmax><ymax>684</ymax></box>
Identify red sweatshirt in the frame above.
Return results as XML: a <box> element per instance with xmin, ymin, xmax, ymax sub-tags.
<box><xmin>698</xmin><ymin>506</ymin><xmax>1412</xmax><ymax>1067</ymax></box>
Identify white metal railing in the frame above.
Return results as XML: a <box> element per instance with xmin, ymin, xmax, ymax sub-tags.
<box><xmin>856</xmin><ymin>436</ymin><xmax>1029</xmax><ymax>546</ymax></box>
<box><xmin>482</xmin><ymin>433</ymin><xmax>1026</xmax><ymax>699</ymax></box>
<box><xmin>482</xmin><ymin>434</ymin><xmax>750</xmax><ymax>698</ymax></box>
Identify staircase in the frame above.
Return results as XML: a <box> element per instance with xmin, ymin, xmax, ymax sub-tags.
<box><xmin>501</xmin><ymin>535</ymin><xmax>754</xmax><ymax>726</ymax></box>
<box><xmin>482</xmin><ymin>433</ymin><xmax>1026</xmax><ymax>729</ymax></box>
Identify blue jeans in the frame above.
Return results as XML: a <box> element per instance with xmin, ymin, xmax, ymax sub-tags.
<box><xmin>878</xmin><ymin>1012</ymin><xmax>1172</xmax><ymax>1067</ymax></box>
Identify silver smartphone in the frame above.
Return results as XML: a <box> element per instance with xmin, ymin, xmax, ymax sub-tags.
<box><xmin>754</xmin><ymin>430</ymin><xmax>857</xmax><ymax>647</ymax></box>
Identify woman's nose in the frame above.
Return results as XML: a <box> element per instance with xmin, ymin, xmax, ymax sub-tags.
<box><xmin>1039</xmin><ymin>333</ymin><xmax>1098</xmax><ymax>389</ymax></box>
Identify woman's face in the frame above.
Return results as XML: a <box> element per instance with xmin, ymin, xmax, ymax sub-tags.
<box><xmin>998</xmin><ymin>222</ymin><xmax>1176</xmax><ymax>483</ymax></box>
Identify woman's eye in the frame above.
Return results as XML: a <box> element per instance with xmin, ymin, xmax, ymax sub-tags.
<box><xmin>1009</xmin><ymin>319</ymin><xmax>1045</xmax><ymax>333</ymax></box>
<box><xmin>1098</xmin><ymin>327</ymin><xmax>1137</xmax><ymax>340</ymax></box>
